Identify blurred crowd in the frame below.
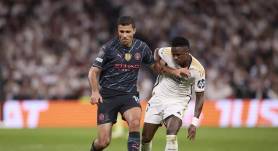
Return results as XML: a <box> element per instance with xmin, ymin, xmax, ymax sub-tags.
<box><xmin>1</xmin><ymin>0</ymin><xmax>277</xmax><ymax>100</ymax></box>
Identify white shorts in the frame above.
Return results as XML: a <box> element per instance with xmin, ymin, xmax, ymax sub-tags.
<box><xmin>144</xmin><ymin>94</ymin><xmax>191</xmax><ymax>124</ymax></box>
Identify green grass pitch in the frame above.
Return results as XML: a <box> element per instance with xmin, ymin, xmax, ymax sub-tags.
<box><xmin>0</xmin><ymin>128</ymin><xmax>278</xmax><ymax>151</ymax></box>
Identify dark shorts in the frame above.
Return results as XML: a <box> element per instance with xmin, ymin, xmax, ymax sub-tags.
<box><xmin>97</xmin><ymin>94</ymin><xmax>141</xmax><ymax>125</ymax></box>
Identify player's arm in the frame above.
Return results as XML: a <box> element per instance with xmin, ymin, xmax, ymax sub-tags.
<box><xmin>88</xmin><ymin>46</ymin><xmax>107</xmax><ymax>105</ymax></box>
<box><xmin>150</xmin><ymin>48</ymin><xmax>179</xmax><ymax>74</ymax></box>
<box><xmin>194</xmin><ymin>92</ymin><xmax>205</xmax><ymax>118</ymax></box>
<box><xmin>161</xmin><ymin>64</ymin><xmax>190</xmax><ymax>78</ymax></box>
<box><xmin>187</xmin><ymin>67</ymin><xmax>206</xmax><ymax>140</ymax></box>
<box><xmin>88</xmin><ymin>67</ymin><xmax>103</xmax><ymax>104</ymax></box>
<box><xmin>187</xmin><ymin>91</ymin><xmax>205</xmax><ymax>140</ymax></box>
<box><xmin>156</xmin><ymin>47</ymin><xmax>190</xmax><ymax>77</ymax></box>
<box><xmin>151</xmin><ymin>48</ymin><xmax>163</xmax><ymax>73</ymax></box>
<box><xmin>143</xmin><ymin>45</ymin><xmax>189</xmax><ymax>77</ymax></box>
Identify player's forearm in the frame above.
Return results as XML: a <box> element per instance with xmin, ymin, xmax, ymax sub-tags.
<box><xmin>150</xmin><ymin>61</ymin><xmax>165</xmax><ymax>74</ymax></box>
<box><xmin>161</xmin><ymin>65</ymin><xmax>176</xmax><ymax>76</ymax></box>
<box><xmin>88</xmin><ymin>67</ymin><xmax>100</xmax><ymax>92</ymax></box>
<box><xmin>154</xmin><ymin>57</ymin><xmax>174</xmax><ymax>76</ymax></box>
<box><xmin>151</xmin><ymin>48</ymin><xmax>163</xmax><ymax>74</ymax></box>
<box><xmin>194</xmin><ymin>92</ymin><xmax>205</xmax><ymax>118</ymax></box>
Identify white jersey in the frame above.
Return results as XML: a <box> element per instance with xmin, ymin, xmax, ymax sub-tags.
<box><xmin>153</xmin><ymin>47</ymin><xmax>206</xmax><ymax>99</ymax></box>
<box><xmin>144</xmin><ymin>47</ymin><xmax>206</xmax><ymax>124</ymax></box>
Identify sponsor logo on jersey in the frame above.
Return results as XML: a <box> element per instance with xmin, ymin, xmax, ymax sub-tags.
<box><xmin>96</xmin><ymin>57</ymin><xmax>103</xmax><ymax>63</ymax></box>
<box><xmin>114</xmin><ymin>64</ymin><xmax>140</xmax><ymax>69</ymax></box>
<box><xmin>133</xmin><ymin>95</ymin><xmax>139</xmax><ymax>103</ymax></box>
<box><xmin>117</xmin><ymin>53</ymin><xmax>122</xmax><ymax>59</ymax></box>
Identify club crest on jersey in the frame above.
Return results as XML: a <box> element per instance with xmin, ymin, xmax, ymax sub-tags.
<box><xmin>125</xmin><ymin>53</ymin><xmax>132</xmax><ymax>61</ymax></box>
<box><xmin>135</xmin><ymin>52</ymin><xmax>141</xmax><ymax>60</ymax></box>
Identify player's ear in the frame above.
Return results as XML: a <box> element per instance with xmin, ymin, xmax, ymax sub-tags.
<box><xmin>133</xmin><ymin>28</ymin><xmax>136</xmax><ymax>34</ymax></box>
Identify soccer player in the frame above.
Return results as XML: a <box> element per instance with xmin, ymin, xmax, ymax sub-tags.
<box><xmin>88</xmin><ymin>16</ymin><xmax>151</xmax><ymax>151</ymax></box>
<box><xmin>141</xmin><ymin>37</ymin><xmax>206</xmax><ymax>151</ymax></box>
<box><xmin>88</xmin><ymin>16</ymin><xmax>188</xmax><ymax>151</ymax></box>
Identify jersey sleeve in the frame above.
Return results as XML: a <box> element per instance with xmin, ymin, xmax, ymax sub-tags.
<box><xmin>142</xmin><ymin>44</ymin><xmax>154</xmax><ymax>65</ymax></box>
<box><xmin>92</xmin><ymin>46</ymin><xmax>108</xmax><ymax>69</ymax></box>
<box><xmin>193</xmin><ymin>69</ymin><xmax>206</xmax><ymax>92</ymax></box>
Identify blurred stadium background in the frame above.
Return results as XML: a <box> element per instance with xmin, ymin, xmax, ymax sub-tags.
<box><xmin>0</xmin><ymin>0</ymin><xmax>278</xmax><ymax>151</ymax></box>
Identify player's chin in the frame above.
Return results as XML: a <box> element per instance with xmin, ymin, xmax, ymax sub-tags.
<box><xmin>121</xmin><ymin>41</ymin><xmax>129</xmax><ymax>46</ymax></box>
<box><xmin>121</xmin><ymin>39</ymin><xmax>127</xmax><ymax>42</ymax></box>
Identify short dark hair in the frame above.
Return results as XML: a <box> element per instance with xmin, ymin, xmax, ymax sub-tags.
<box><xmin>171</xmin><ymin>36</ymin><xmax>190</xmax><ymax>48</ymax></box>
<box><xmin>117</xmin><ymin>16</ymin><xmax>135</xmax><ymax>28</ymax></box>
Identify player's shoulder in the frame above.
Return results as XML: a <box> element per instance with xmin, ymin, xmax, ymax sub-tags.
<box><xmin>134</xmin><ymin>38</ymin><xmax>145</xmax><ymax>44</ymax></box>
<box><xmin>102</xmin><ymin>37</ymin><xmax>119</xmax><ymax>51</ymax></box>
<box><xmin>134</xmin><ymin>38</ymin><xmax>149</xmax><ymax>49</ymax></box>
<box><xmin>189</xmin><ymin>55</ymin><xmax>205</xmax><ymax>76</ymax></box>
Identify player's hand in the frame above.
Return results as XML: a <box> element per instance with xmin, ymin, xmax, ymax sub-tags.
<box><xmin>175</xmin><ymin>67</ymin><xmax>190</xmax><ymax>78</ymax></box>
<box><xmin>180</xmin><ymin>67</ymin><xmax>191</xmax><ymax>77</ymax></box>
<box><xmin>90</xmin><ymin>91</ymin><xmax>103</xmax><ymax>105</ymax></box>
<box><xmin>187</xmin><ymin>124</ymin><xmax>197</xmax><ymax>141</ymax></box>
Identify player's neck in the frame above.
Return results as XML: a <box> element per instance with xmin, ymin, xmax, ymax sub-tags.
<box><xmin>128</xmin><ymin>40</ymin><xmax>133</xmax><ymax>47</ymax></box>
